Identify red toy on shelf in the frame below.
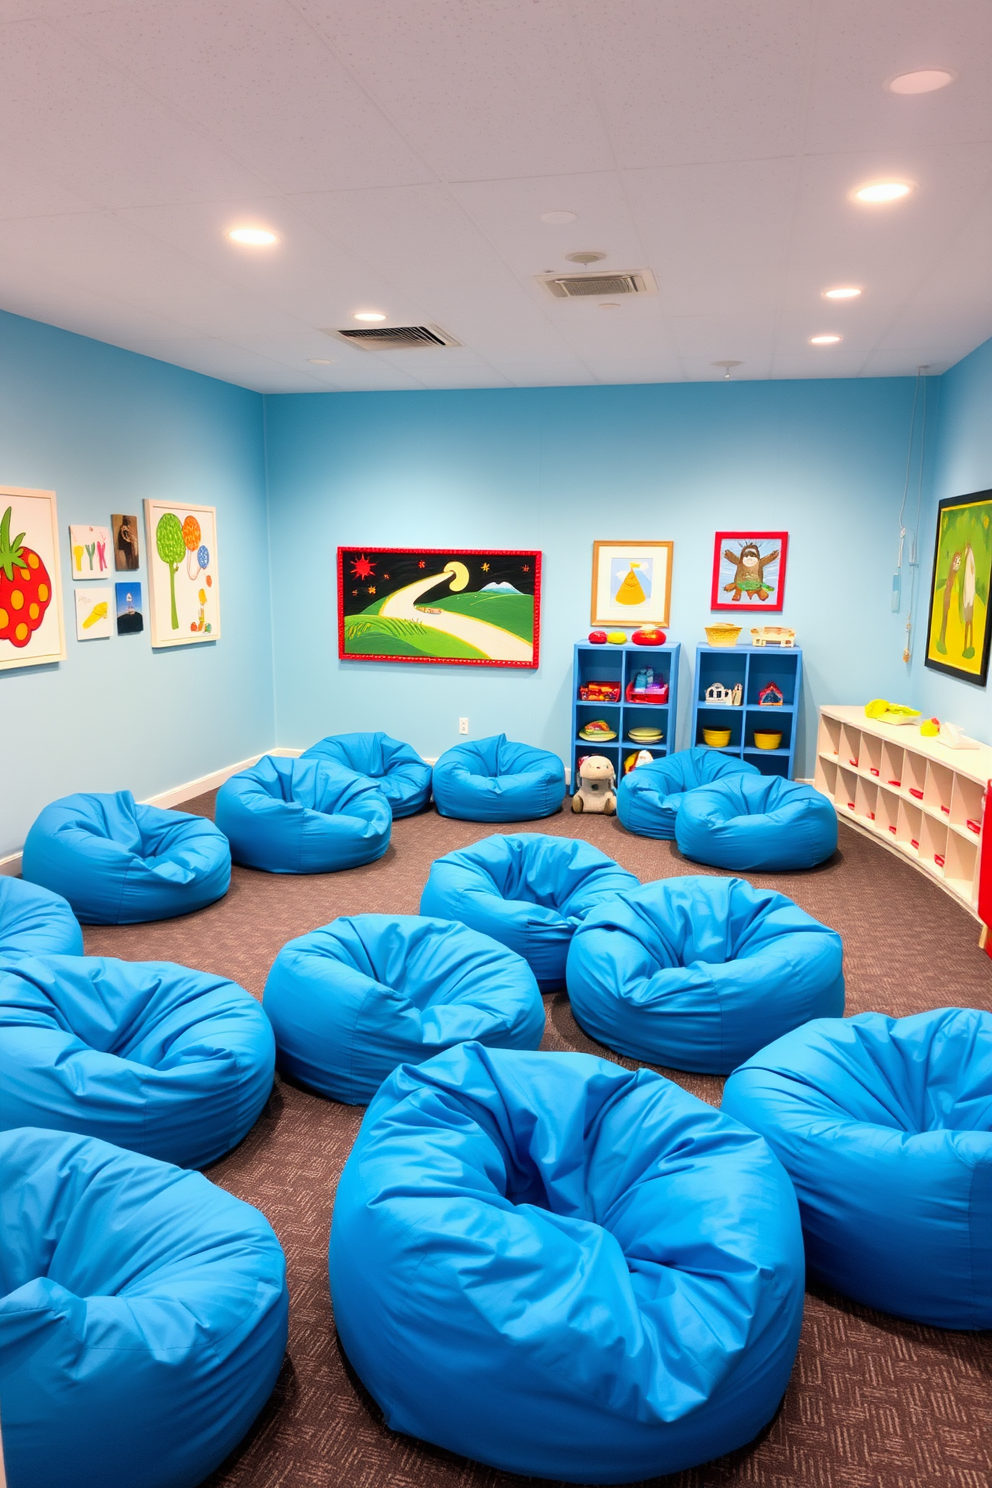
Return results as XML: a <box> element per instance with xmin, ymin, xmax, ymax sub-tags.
<box><xmin>578</xmin><ymin>682</ymin><xmax>622</xmax><ymax>703</ymax></box>
<box><xmin>625</xmin><ymin>670</ymin><xmax>669</xmax><ymax>706</ymax></box>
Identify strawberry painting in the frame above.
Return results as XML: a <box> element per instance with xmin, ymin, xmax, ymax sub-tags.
<box><xmin>0</xmin><ymin>504</ymin><xmax>53</xmax><ymax>648</ymax></box>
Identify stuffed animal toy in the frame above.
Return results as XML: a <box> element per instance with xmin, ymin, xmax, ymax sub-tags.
<box><xmin>572</xmin><ymin>754</ymin><xmax>617</xmax><ymax>814</ymax></box>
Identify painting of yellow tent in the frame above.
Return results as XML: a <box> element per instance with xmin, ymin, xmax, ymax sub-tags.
<box><xmin>925</xmin><ymin>491</ymin><xmax>992</xmax><ymax>687</ymax></box>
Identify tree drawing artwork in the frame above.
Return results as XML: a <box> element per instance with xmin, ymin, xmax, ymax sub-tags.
<box><xmin>156</xmin><ymin>512</ymin><xmax>186</xmax><ymax>630</ymax></box>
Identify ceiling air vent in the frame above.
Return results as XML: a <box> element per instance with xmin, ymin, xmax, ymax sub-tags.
<box><xmin>537</xmin><ymin>269</ymin><xmax>658</xmax><ymax>299</ymax></box>
<box><xmin>323</xmin><ymin>323</ymin><xmax>460</xmax><ymax>350</ymax></box>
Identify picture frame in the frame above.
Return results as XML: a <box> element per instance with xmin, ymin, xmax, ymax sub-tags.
<box><xmin>338</xmin><ymin>547</ymin><xmax>541</xmax><ymax>667</ymax></box>
<box><xmin>924</xmin><ymin>490</ymin><xmax>992</xmax><ymax>687</ymax></box>
<box><xmin>74</xmin><ymin>587</ymin><xmax>113</xmax><ymax>640</ymax></box>
<box><xmin>69</xmin><ymin>524</ymin><xmax>112</xmax><ymax>581</ymax></box>
<box><xmin>144</xmin><ymin>500</ymin><xmax>219</xmax><ymax>648</ymax></box>
<box><xmin>0</xmin><ymin>485</ymin><xmax>67</xmax><ymax>671</ymax></box>
<box><xmin>711</xmin><ymin>531</ymin><xmax>788</xmax><ymax>613</ymax></box>
<box><xmin>590</xmin><ymin>541</ymin><xmax>672</xmax><ymax>627</ymax></box>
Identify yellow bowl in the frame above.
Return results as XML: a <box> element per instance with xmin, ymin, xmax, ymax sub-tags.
<box><xmin>702</xmin><ymin>728</ymin><xmax>732</xmax><ymax>747</ymax></box>
<box><xmin>752</xmin><ymin>731</ymin><xmax>783</xmax><ymax>750</ymax></box>
<box><xmin>705</xmin><ymin>624</ymin><xmax>742</xmax><ymax>647</ymax></box>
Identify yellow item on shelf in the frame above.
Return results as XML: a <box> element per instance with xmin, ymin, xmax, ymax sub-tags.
<box><xmin>752</xmin><ymin>731</ymin><xmax>782</xmax><ymax>750</ymax></box>
<box><xmin>704</xmin><ymin>624</ymin><xmax>742</xmax><ymax>647</ymax></box>
<box><xmin>606</xmin><ymin>631</ymin><xmax>628</xmax><ymax>645</ymax></box>
<box><xmin>702</xmin><ymin>728</ymin><xmax>732</xmax><ymax>747</ymax></box>
<box><xmin>864</xmin><ymin>698</ymin><xmax>921</xmax><ymax>726</ymax></box>
<box><xmin>920</xmin><ymin>718</ymin><xmax>940</xmax><ymax>737</ymax></box>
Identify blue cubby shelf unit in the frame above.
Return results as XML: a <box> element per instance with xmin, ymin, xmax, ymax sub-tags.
<box><xmin>571</xmin><ymin>642</ymin><xmax>681</xmax><ymax>786</ymax></box>
<box><xmin>691</xmin><ymin>644</ymin><xmax>803</xmax><ymax>779</ymax></box>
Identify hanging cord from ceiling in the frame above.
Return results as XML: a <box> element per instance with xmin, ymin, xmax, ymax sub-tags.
<box><xmin>891</xmin><ymin>367</ymin><xmax>922</xmax><ymax>613</ymax></box>
<box><xmin>901</xmin><ymin>367</ymin><xmax>929</xmax><ymax>665</ymax></box>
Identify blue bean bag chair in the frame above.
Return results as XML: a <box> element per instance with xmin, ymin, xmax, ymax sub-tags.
<box><xmin>215</xmin><ymin>755</ymin><xmax>391</xmax><ymax>873</ymax></box>
<box><xmin>420</xmin><ymin>834</ymin><xmax>639</xmax><ymax>989</ymax></box>
<box><xmin>675</xmin><ymin>773</ymin><xmax>838</xmax><ymax>871</ymax></box>
<box><xmin>301</xmin><ymin>731</ymin><xmax>431</xmax><ymax>818</ymax></box>
<box><xmin>722</xmin><ymin>1008</ymin><xmax>992</xmax><ymax>1329</ymax></box>
<box><xmin>617</xmin><ymin>746</ymin><xmax>759</xmax><ymax>840</ymax></box>
<box><xmin>432</xmin><ymin>734</ymin><xmax>565</xmax><ymax>821</ymax></box>
<box><xmin>0</xmin><ymin>954</ymin><xmax>275</xmax><ymax>1168</ymax></box>
<box><xmin>0</xmin><ymin>1126</ymin><xmax>288</xmax><ymax>1488</ymax></box>
<box><xmin>331</xmin><ymin>1043</ymin><xmax>804</xmax><ymax>1483</ymax></box>
<box><xmin>22</xmin><ymin>791</ymin><xmax>231</xmax><ymax>924</ymax></box>
<box><xmin>0</xmin><ymin>877</ymin><xmax>82</xmax><ymax>961</ymax></box>
<box><xmin>567</xmin><ymin>876</ymin><xmax>844</xmax><ymax>1074</ymax></box>
<box><xmin>264</xmin><ymin>915</ymin><xmax>544</xmax><ymax>1104</ymax></box>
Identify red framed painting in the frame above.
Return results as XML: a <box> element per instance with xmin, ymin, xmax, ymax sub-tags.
<box><xmin>711</xmin><ymin>531</ymin><xmax>788</xmax><ymax>613</ymax></box>
<box><xmin>338</xmin><ymin>547</ymin><xmax>541</xmax><ymax>667</ymax></box>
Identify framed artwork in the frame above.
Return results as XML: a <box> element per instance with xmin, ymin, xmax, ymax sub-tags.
<box><xmin>0</xmin><ymin>486</ymin><xmax>66</xmax><ymax>671</ymax></box>
<box><xmin>338</xmin><ymin>548</ymin><xmax>541</xmax><ymax>667</ymax></box>
<box><xmin>590</xmin><ymin>541</ymin><xmax>672</xmax><ymax>627</ymax></box>
<box><xmin>112</xmin><ymin>513</ymin><xmax>140</xmax><ymax>571</ymax></box>
<box><xmin>116</xmin><ymin>581</ymin><xmax>144</xmax><ymax>636</ymax></box>
<box><xmin>69</xmin><ymin>524</ymin><xmax>112</xmax><ymax>580</ymax></box>
<box><xmin>711</xmin><ymin>531</ymin><xmax>788</xmax><ymax>612</ymax></box>
<box><xmin>925</xmin><ymin>490</ymin><xmax>992</xmax><ymax>687</ymax></box>
<box><xmin>75</xmin><ymin>587</ymin><xmax>112</xmax><ymax>640</ymax></box>
<box><xmin>144</xmin><ymin>500</ymin><xmax>219</xmax><ymax>647</ymax></box>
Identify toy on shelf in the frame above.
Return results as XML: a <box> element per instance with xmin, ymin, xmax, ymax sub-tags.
<box><xmin>703</xmin><ymin>728</ymin><xmax>732</xmax><ymax>747</ymax></box>
<box><xmin>704</xmin><ymin>623</ymin><xmax>742</xmax><ymax>647</ymax></box>
<box><xmin>606</xmin><ymin>631</ymin><xmax>628</xmax><ymax>645</ymax></box>
<box><xmin>939</xmin><ymin>721</ymin><xmax>980</xmax><ymax>750</ymax></box>
<box><xmin>578</xmin><ymin>719</ymin><xmax>617</xmax><ymax>742</ymax></box>
<box><xmin>751</xmin><ymin>626</ymin><xmax>796</xmax><ymax>647</ymax></box>
<box><xmin>752</xmin><ymin>731</ymin><xmax>783</xmax><ymax>750</ymax></box>
<box><xmin>623</xmin><ymin>749</ymin><xmax>655</xmax><ymax>774</ymax></box>
<box><xmin>920</xmin><ymin>717</ymin><xmax>940</xmax><ymax>738</ymax></box>
<box><xmin>864</xmin><ymin>699</ymin><xmax>921</xmax><ymax>726</ymax></box>
<box><xmin>578</xmin><ymin>681</ymin><xmax>621</xmax><ymax>703</ymax></box>
<box><xmin>588</xmin><ymin>630</ymin><xmax>607</xmax><ymax>644</ymax></box>
<box><xmin>571</xmin><ymin>755</ymin><xmax>617</xmax><ymax>814</ymax></box>
<box><xmin>758</xmin><ymin>682</ymin><xmax>784</xmax><ymax>706</ymax></box>
<box><xmin>625</xmin><ymin>669</ymin><xmax>669</xmax><ymax>705</ymax></box>
<box><xmin>704</xmin><ymin>682</ymin><xmax>742</xmax><ymax>706</ymax></box>
<box><xmin>627</xmin><ymin>726</ymin><xmax>663</xmax><ymax>744</ymax></box>
<box><xmin>631</xmin><ymin>627</ymin><xmax>666</xmax><ymax>646</ymax></box>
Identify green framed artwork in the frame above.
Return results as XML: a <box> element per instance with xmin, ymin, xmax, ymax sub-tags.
<box><xmin>925</xmin><ymin>489</ymin><xmax>992</xmax><ymax>687</ymax></box>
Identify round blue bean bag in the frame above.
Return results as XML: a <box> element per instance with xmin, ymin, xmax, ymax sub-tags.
<box><xmin>215</xmin><ymin>755</ymin><xmax>391</xmax><ymax>873</ymax></box>
<box><xmin>722</xmin><ymin>1008</ymin><xmax>992</xmax><ymax>1329</ymax></box>
<box><xmin>264</xmin><ymin>914</ymin><xmax>543</xmax><ymax>1104</ymax></box>
<box><xmin>567</xmin><ymin>876</ymin><xmax>844</xmax><ymax>1074</ymax></box>
<box><xmin>301</xmin><ymin>731</ymin><xmax>431</xmax><ymax>818</ymax></box>
<box><xmin>0</xmin><ymin>877</ymin><xmax>82</xmax><ymax>961</ymax></box>
<box><xmin>432</xmin><ymin>734</ymin><xmax>565</xmax><ymax>821</ymax></box>
<box><xmin>675</xmin><ymin>773</ymin><xmax>838</xmax><ymax>871</ymax></box>
<box><xmin>22</xmin><ymin>791</ymin><xmax>231</xmax><ymax>924</ymax></box>
<box><xmin>330</xmin><ymin>1043</ymin><xmax>804</xmax><ymax>1483</ymax></box>
<box><xmin>617</xmin><ymin>746</ymin><xmax>759</xmax><ymax>840</ymax></box>
<box><xmin>0</xmin><ymin>1126</ymin><xmax>288</xmax><ymax>1488</ymax></box>
<box><xmin>0</xmin><ymin>954</ymin><xmax>275</xmax><ymax>1168</ymax></box>
<box><xmin>420</xmin><ymin>833</ymin><xmax>639</xmax><ymax>989</ymax></box>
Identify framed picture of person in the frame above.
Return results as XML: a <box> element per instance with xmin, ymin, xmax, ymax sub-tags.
<box><xmin>925</xmin><ymin>490</ymin><xmax>992</xmax><ymax>687</ymax></box>
<box><xmin>112</xmin><ymin>513</ymin><xmax>140</xmax><ymax>571</ymax></box>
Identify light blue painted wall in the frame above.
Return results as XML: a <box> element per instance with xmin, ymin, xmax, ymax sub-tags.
<box><xmin>264</xmin><ymin>378</ymin><xmax>920</xmax><ymax>778</ymax></box>
<box><xmin>911</xmin><ymin>335</ymin><xmax>992</xmax><ymax>743</ymax></box>
<box><xmin>0</xmin><ymin>310</ymin><xmax>275</xmax><ymax>856</ymax></box>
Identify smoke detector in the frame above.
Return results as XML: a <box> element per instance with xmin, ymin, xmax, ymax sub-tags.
<box><xmin>537</xmin><ymin>268</ymin><xmax>657</xmax><ymax>300</ymax></box>
<box><xmin>322</xmin><ymin>323</ymin><xmax>461</xmax><ymax>350</ymax></box>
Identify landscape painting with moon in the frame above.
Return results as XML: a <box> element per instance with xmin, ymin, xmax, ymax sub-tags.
<box><xmin>337</xmin><ymin>547</ymin><xmax>541</xmax><ymax>667</ymax></box>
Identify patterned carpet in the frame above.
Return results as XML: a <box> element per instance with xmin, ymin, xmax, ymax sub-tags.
<box><xmin>82</xmin><ymin>798</ymin><xmax>992</xmax><ymax>1488</ymax></box>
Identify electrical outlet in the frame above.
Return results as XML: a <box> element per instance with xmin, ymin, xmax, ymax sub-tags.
<box><xmin>459</xmin><ymin>717</ymin><xmax>469</xmax><ymax>734</ymax></box>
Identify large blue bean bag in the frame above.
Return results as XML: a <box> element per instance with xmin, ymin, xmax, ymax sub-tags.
<box><xmin>330</xmin><ymin>1043</ymin><xmax>804</xmax><ymax>1483</ymax></box>
<box><xmin>675</xmin><ymin>773</ymin><xmax>838</xmax><ymax>871</ymax></box>
<box><xmin>0</xmin><ymin>954</ymin><xmax>275</xmax><ymax>1168</ymax></box>
<box><xmin>264</xmin><ymin>915</ymin><xmax>544</xmax><ymax>1104</ymax></box>
<box><xmin>0</xmin><ymin>1127</ymin><xmax>288</xmax><ymax>1488</ymax></box>
<box><xmin>722</xmin><ymin>1008</ymin><xmax>992</xmax><ymax>1329</ymax></box>
<box><xmin>0</xmin><ymin>877</ymin><xmax>82</xmax><ymax>961</ymax></box>
<box><xmin>617</xmin><ymin>746</ymin><xmax>759</xmax><ymax>840</ymax></box>
<box><xmin>215</xmin><ymin>754</ymin><xmax>391</xmax><ymax>873</ymax></box>
<box><xmin>420</xmin><ymin>833</ymin><xmax>638</xmax><ymax>989</ymax></box>
<box><xmin>432</xmin><ymin>734</ymin><xmax>565</xmax><ymax>821</ymax></box>
<box><xmin>301</xmin><ymin>731</ymin><xmax>431</xmax><ymax>818</ymax></box>
<box><xmin>567</xmin><ymin>876</ymin><xmax>844</xmax><ymax>1074</ymax></box>
<box><xmin>22</xmin><ymin>791</ymin><xmax>230</xmax><ymax>924</ymax></box>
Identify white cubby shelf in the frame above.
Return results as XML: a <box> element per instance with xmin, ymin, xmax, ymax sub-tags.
<box><xmin>814</xmin><ymin>705</ymin><xmax>992</xmax><ymax>917</ymax></box>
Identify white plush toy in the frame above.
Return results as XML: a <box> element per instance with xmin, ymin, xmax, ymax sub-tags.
<box><xmin>572</xmin><ymin>754</ymin><xmax>617</xmax><ymax>814</ymax></box>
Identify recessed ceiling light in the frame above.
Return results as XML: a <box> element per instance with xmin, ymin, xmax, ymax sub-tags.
<box><xmin>541</xmin><ymin>210</ymin><xmax>577</xmax><ymax>224</ymax></box>
<box><xmin>353</xmin><ymin>311</ymin><xmax>386</xmax><ymax>323</ymax></box>
<box><xmin>851</xmin><ymin>180</ymin><xmax>915</xmax><ymax>204</ymax></box>
<box><xmin>307</xmin><ymin>358</ymin><xmax>334</xmax><ymax>365</ymax></box>
<box><xmin>566</xmin><ymin>251</ymin><xmax>606</xmax><ymax>265</ymax></box>
<box><xmin>810</xmin><ymin>334</ymin><xmax>842</xmax><ymax>345</ymax></box>
<box><xmin>823</xmin><ymin>286</ymin><xmax>862</xmax><ymax>300</ymax></box>
<box><xmin>227</xmin><ymin>226</ymin><xmax>279</xmax><ymax>246</ymax></box>
<box><xmin>599</xmin><ymin>302</ymin><xmax>621</xmax><ymax>310</ymax></box>
<box><xmin>887</xmin><ymin>69</ymin><xmax>954</xmax><ymax>95</ymax></box>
